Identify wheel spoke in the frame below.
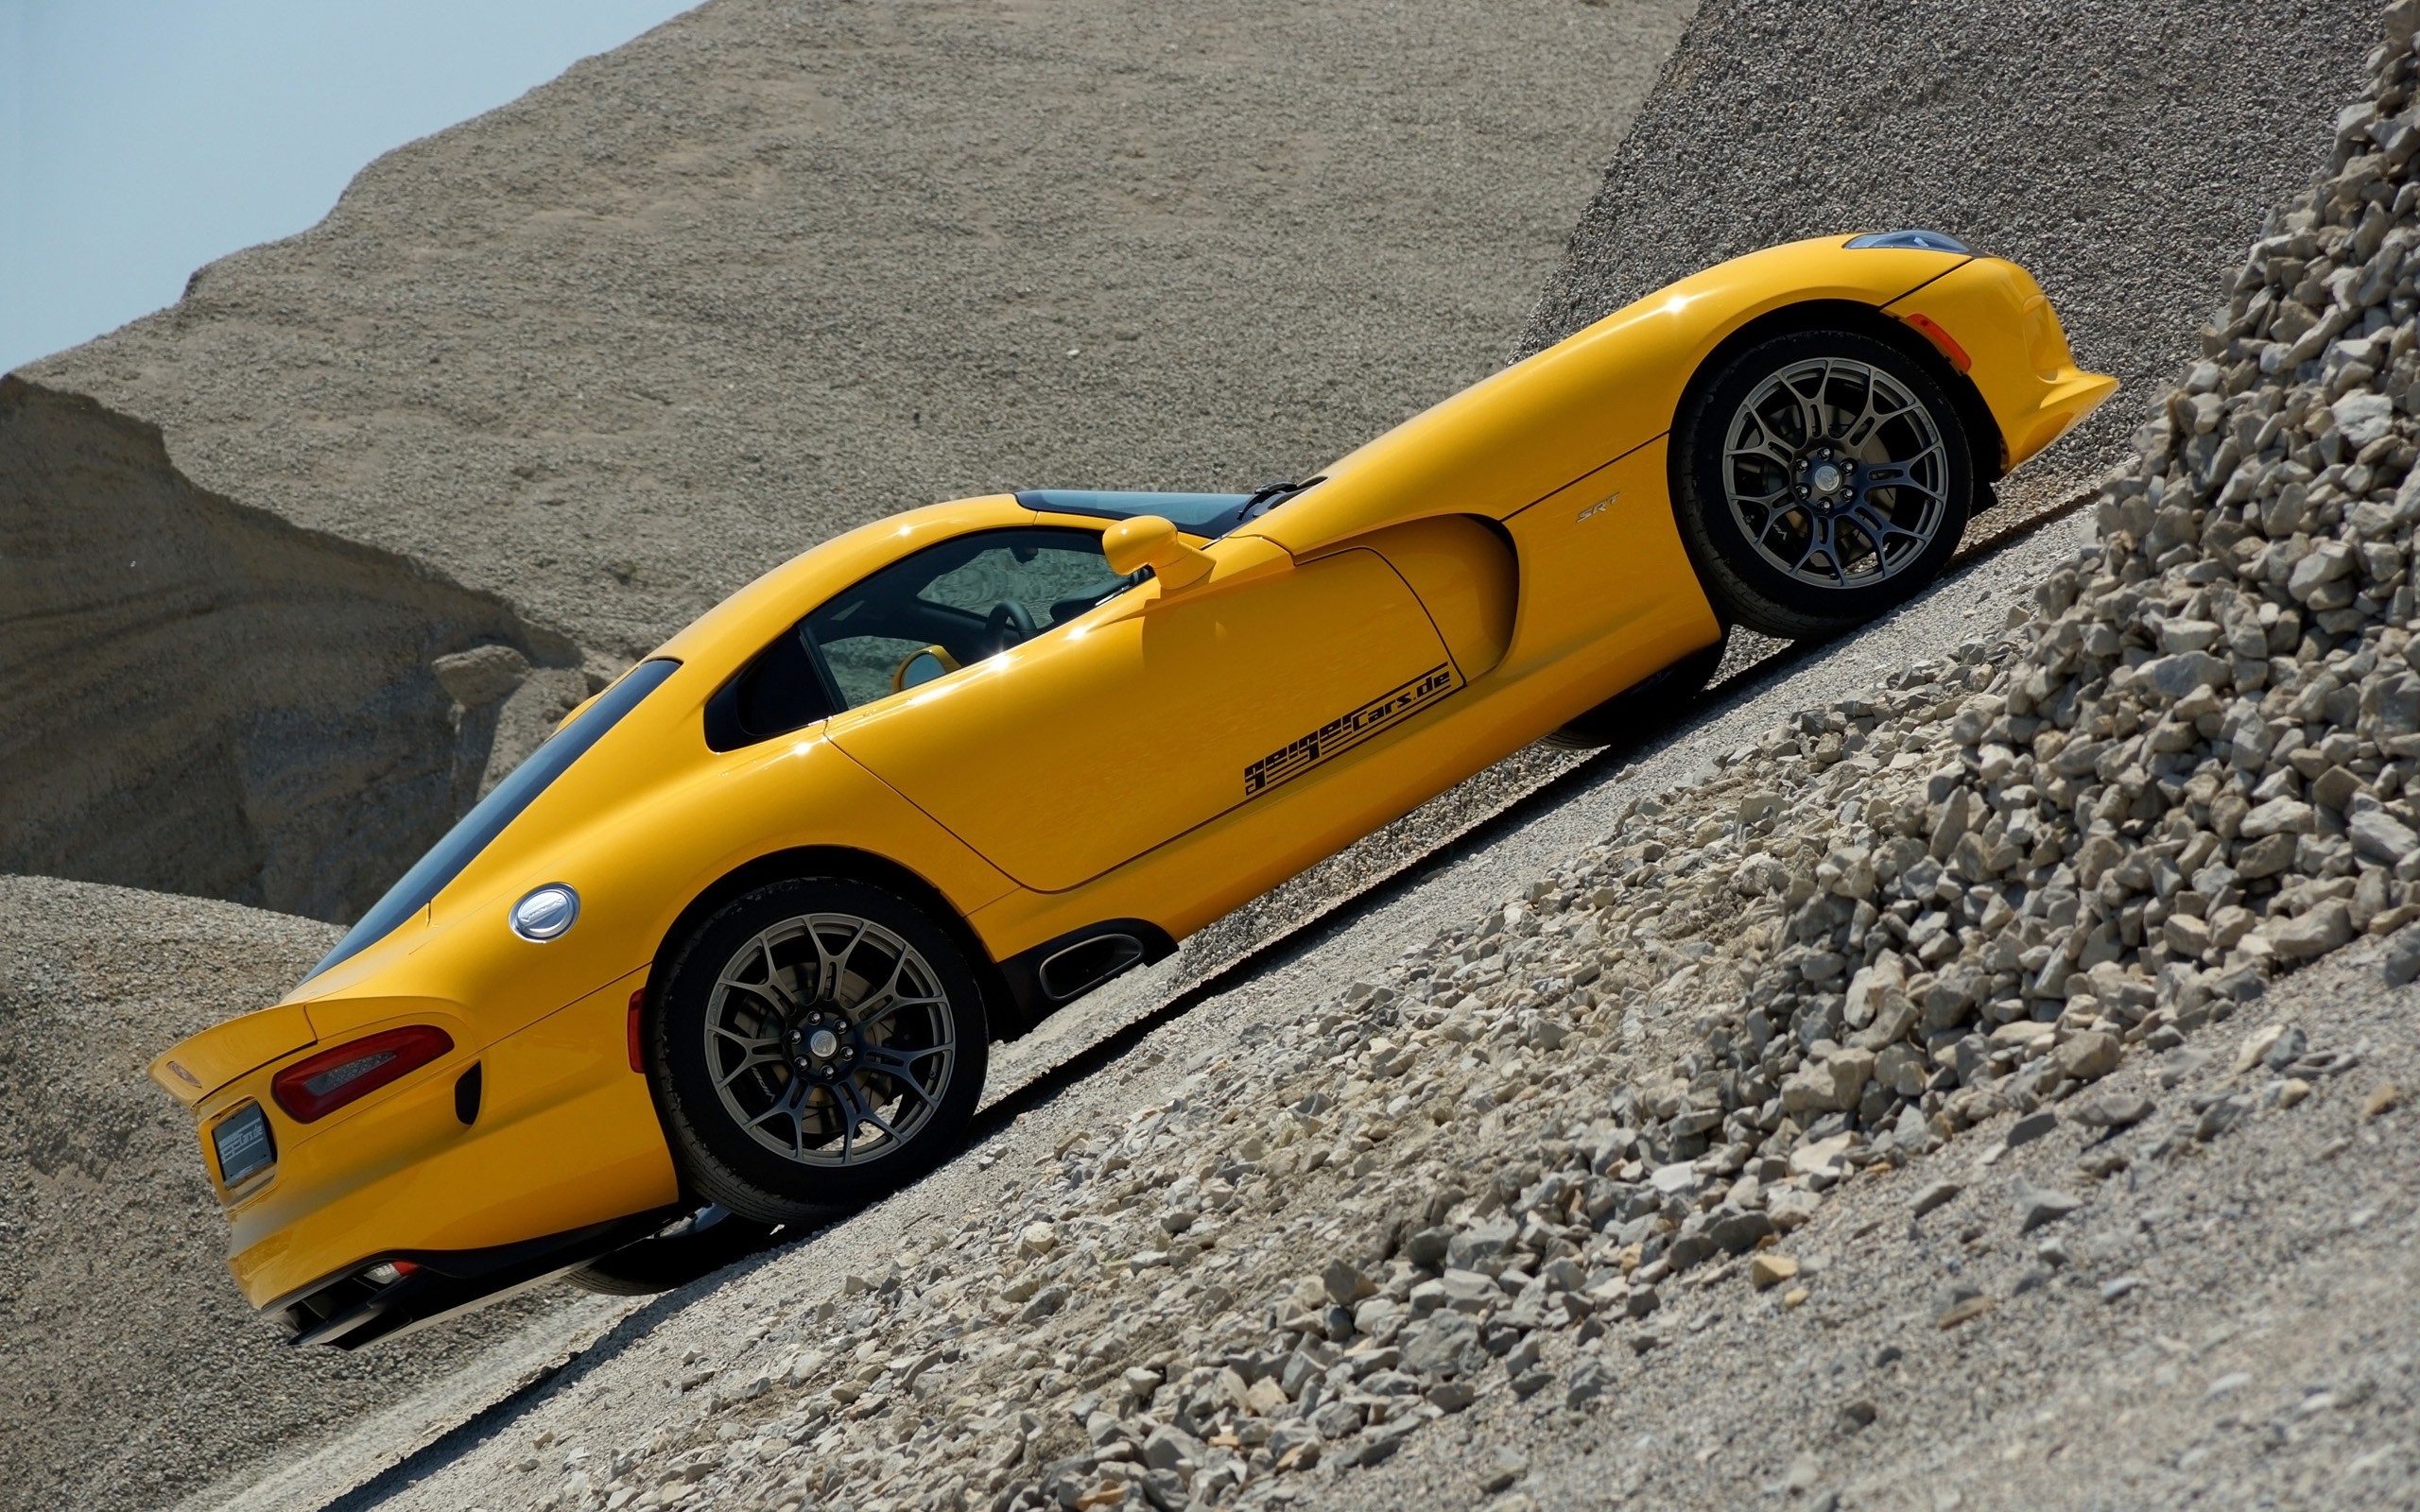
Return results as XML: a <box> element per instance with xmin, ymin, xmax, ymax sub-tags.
<box><xmin>859</xmin><ymin>1040</ymin><xmax>948</xmax><ymax>1091</ymax></box>
<box><xmin>1783</xmin><ymin>363</ymin><xmax>1830</xmax><ymax>443</ymax></box>
<box><xmin>751</xmin><ymin>936</ymin><xmax>804</xmax><ymax>1014</ymax></box>
<box><xmin>811</xmin><ymin>918</ymin><xmax>873</xmax><ymax>1004</ymax></box>
<box><xmin>1862</xmin><ymin>457</ymin><xmax>1943</xmax><ymax>498</ymax></box>
<box><xmin>743</xmin><ymin>1075</ymin><xmax>805</xmax><ymax>1133</ymax></box>
<box><xmin>833</xmin><ymin>1076</ymin><xmax>904</xmax><ymax>1144</ymax></box>
<box><xmin>1843</xmin><ymin>507</ymin><xmax>1927</xmax><ymax>574</ymax></box>
<box><xmin>1846</xmin><ymin>503</ymin><xmax>1927</xmax><ymax>546</ymax></box>
<box><xmin>1726</xmin><ymin>430</ymin><xmax>1796</xmax><ymax>469</ymax></box>
<box><xmin>715</xmin><ymin>971</ymin><xmax>787</xmax><ymax>1015</ymax></box>
<box><xmin>714</xmin><ymin>1045</ymin><xmax>786</xmax><ymax>1091</ymax></box>
<box><xmin>1840</xmin><ymin>368</ymin><xmax>1915</xmax><ymax>449</ymax></box>
<box><xmin>1790</xmin><ymin>517</ymin><xmax>1849</xmax><ymax>587</ymax></box>
<box><xmin>855</xmin><ymin>988</ymin><xmax>946</xmax><ymax>1030</ymax></box>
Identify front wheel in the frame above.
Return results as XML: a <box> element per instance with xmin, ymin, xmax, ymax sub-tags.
<box><xmin>648</xmin><ymin>877</ymin><xmax>990</xmax><ymax>1225</ymax></box>
<box><xmin>1672</xmin><ymin>328</ymin><xmax>1973</xmax><ymax>640</ymax></box>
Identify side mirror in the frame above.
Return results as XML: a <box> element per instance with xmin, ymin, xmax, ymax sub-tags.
<box><xmin>1100</xmin><ymin>515</ymin><xmax>1214</xmax><ymax>592</ymax></box>
<box><xmin>891</xmin><ymin>644</ymin><xmax>960</xmax><ymax>693</ymax></box>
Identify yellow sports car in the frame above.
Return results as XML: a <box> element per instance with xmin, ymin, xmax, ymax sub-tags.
<box><xmin>150</xmin><ymin>232</ymin><xmax>2111</xmax><ymax>1345</ymax></box>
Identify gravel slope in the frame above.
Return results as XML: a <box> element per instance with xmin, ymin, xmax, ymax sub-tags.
<box><xmin>319</xmin><ymin>10</ymin><xmax>2420</xmax><ymax>1509</ymax></box>
<box><xmin>0</xmin><ymin>877</ymin><xmax>595</xmax><ymax>1512</ymax></box>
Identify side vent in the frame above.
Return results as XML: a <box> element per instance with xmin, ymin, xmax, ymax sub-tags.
<box><xmin>1038</xmin><ymin>934</ymin><xmax>1148</xmax><ymax>1003</ymax></box>
<box><xmin>454</xmin><ymin>1063</ymin><xmax>483</xmax><ymax>1125</ymax></box>
<box><xmin>999</xmin><ymin>918</ymin><xmax>1178</xmax><ymax>1035</ymax></box>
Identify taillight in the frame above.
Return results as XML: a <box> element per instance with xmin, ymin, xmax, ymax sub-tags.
<box><xmin>271</xmin><ymin>1026</ymin><xmax>455</xmax><ymax>1123</ymax></box>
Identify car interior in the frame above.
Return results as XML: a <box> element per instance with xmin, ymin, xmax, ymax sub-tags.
<box><xmin>703</xmin><ymin>526</ymin><xmax>1135</xmax><ymax>751</ymax></box>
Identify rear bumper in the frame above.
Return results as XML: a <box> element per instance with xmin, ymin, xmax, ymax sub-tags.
<box><xmin>1885</xmin><ymin>256</ymin><xmax>2117</xmax><ymax>472</ymax></box>
<box><xmin>199</xmin><ymin>968</ymin><xmax>681</xmax><ymax>1313</ymax></box>
<box><xmin>277</xmin><ymin>1210</ymin><xmax>679</xmax><ymax>1349</ymax></box>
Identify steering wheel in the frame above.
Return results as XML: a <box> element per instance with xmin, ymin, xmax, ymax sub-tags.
<box><xmin>985</xmin><ymin>599</ymin><xmax>1038</xmax><ymax>653</ymax></box>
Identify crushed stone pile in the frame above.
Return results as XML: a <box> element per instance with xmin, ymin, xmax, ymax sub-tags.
<box><xmin>464</xmin><ymin>9</ymin><xmax>2420</xmax><ymax>1510</ymax></box>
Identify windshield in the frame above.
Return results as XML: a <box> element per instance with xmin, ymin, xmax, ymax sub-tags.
<box><xmin>302</xmin><ymin>658</ymin><xmax>682</xmax><ymax>982</ymax></box>
<box><xmin>1014</xmin><ymin>490</ymin><xmax>1254</xmax><ymax>537</ymax></box>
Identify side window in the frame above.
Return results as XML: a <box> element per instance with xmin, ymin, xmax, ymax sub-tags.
<box><xmin>803</xmin><ymin>527</ymin><xmax>1133</xmax><ymax>710</ymax></box>
<box><xmin>703</xmin><ymin>626</ymin><xmax>838</xmax><ymax>752</ymax></box>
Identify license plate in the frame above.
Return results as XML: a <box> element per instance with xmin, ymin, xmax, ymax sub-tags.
<box><xmin>211</xmin><ymin>1102</ymin><xmax>276</xmax><ymax>1188</ymax></box>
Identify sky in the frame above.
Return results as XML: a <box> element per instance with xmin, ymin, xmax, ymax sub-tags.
<box><xmin>0</xmin><ymin>0</ymin><xmax>698</xmax><ymax>374</ymax></box>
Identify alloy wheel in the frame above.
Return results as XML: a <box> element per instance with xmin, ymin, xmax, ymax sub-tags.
<box><xmin>1720</xmin><ymin>357</ymin><xmax>1950</xmax><ymax>590</ymax></box>
<box><xmin>702</xmin><ymin>912</ymin><xmax>958</xmax><ymax>1167</ymax></box>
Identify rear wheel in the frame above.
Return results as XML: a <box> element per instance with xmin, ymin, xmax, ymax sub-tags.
<box><xmin>1672</xmin><ymin>329</ymin><xmax>1973</xmax><ymax>640</ymax></box>
<box><xmin>1542</xmin><ymin>637</ymin><xmax>1725</xmax><ymax>750</ymax></box>
<box><xmin>648</xmin><ymin>878</ymin><xmax>989</xmax><ymax>1226</ymax></box>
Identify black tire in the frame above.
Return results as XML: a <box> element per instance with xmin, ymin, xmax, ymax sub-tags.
<box><xmin>648</xmin><ymin>877</ymin><xmax>990</xmax><ymax>1226</ymax></box>
<box><xmin>1672</xmin><ymin>328</ymin><xmax>1973</xmax><ymax>640</ymax></box>
<box><xmin>563</xmin><ymin>1206</ymin><xmax>779</xmax><ymax>1297</ymax></box>
<box><xmin>1542</xmin><ymin>635</ymin><xmax>1726</xmax><ymax>750</ymax></box>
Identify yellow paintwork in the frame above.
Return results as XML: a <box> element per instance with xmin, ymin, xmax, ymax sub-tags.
<box><xmin>824</xmin><ymin>537</ymin><xmax>1454</xmax><ymax>892</ymax></box>
<box><xmin>1884</xmin><ymin>258</ymin><xmax>2118</xmax><ymax>471</ymax></box>
<box><xmin>151</xmin><ymin>234</ymin><xmax>2113</xmax><ymax>1314</ymax></box>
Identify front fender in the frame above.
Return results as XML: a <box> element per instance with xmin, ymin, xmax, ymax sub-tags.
<box><xmin>1240</xmin><ymin>235</ymin><xmax>1975</xmax><ymax>558</ymax></box>
<box><xmin>1884</xmin><ymin>257</ymin><xmax>2118</xmax><ymax>473</ymax></box>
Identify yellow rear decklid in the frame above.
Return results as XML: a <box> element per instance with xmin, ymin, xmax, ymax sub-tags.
<box><xmin>148</xmin><ymin>1003</ymin><xmax>316</xmax><ymax>1107</ymax></box>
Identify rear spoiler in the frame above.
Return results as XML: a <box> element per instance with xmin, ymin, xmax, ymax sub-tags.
<box><xmin>148</xmin><ymin>1003</ymin><xmax>316</xmax><ymax>1108</ymax></box>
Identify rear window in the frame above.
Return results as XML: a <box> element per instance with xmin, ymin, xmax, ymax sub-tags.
<box><xmin>302</xmin><ymin>658</ymin><xmax>681</xmax><ymax>982</ymax></box>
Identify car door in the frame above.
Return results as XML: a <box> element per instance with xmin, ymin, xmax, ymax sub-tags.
<box><xmin>819</xmin><ymin>525</ymin><xmax>1457</xmax><ymax>893</ymax></box>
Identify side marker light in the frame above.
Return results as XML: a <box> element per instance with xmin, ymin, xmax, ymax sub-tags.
<box><xmin>1899</xmin><ymin>312</ymin><xmax>1973</xmax><ymax>373</ymax></box>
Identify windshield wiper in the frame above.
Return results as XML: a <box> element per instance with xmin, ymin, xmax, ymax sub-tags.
<box><xmin>1236</xmin><ymin>474</ymin><xmax>1327</xmax><ymax>521</ymax></box>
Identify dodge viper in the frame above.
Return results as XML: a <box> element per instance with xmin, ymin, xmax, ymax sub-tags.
<box><xmin>150</xmin><ymin>232</ymin><xmax>2113</xmax><ymax>1346</ymax></box>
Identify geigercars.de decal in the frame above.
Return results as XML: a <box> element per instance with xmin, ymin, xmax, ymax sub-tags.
<box><xmin>1243</xmin><ymin>662</ymin><xmax>1460</xmax><ymax>798</ymax></box>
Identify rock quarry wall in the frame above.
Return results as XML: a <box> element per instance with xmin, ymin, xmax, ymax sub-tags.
<box><xmin>0</xmin><ymin>379</ymin><xmax>582</xmax><ymax>922</ymax></box>
<box><xmin>9</xmin><ymin>0</ymin><xmax>1694</xmax><ymax>916</ymax></box>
